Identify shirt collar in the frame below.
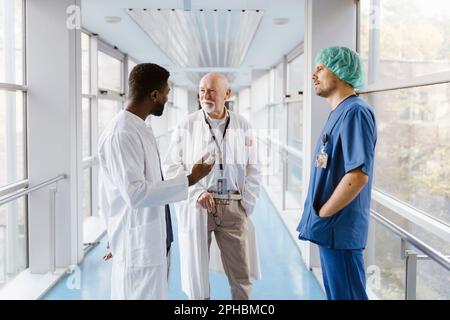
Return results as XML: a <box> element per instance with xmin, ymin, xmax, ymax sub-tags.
<box><xmin>331</xmin><ymin>94</ymin><xmax>358</xmax><ymax>114</ymax></box>
<box><xmin>123</xmin><ymin>109</ymin><xmax>152</xmax><ymax>130</ymax></box>
<box><xmin>205</xmin><ymin>108</ymin><xmax>229</xmax><ymax>124</ymax></box>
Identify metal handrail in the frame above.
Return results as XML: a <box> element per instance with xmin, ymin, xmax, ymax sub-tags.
<box><xmin>0</xmin><ymin>82</ymin><xmax>27</xmax><ymax>92</ymax></box>
<box><xmin>262</xmin><ymin>135</ymin><xmax>450</xmax><ymax>271</ymax></box>
<box><xmin>261</xmin><ymin>134</ymin><xmax>449</xmax><ymax>298</ymax></box>
<box><xmin>0</xmin><ymin>180</ymin><xmax>29</xmax><ymax>198</ymax></box>
<box><xmin>82</xmin><ymin>156</ymin><xmax>98</xmax><ymax>169</ymax></box>
<box><xmin>0</xmin><ymin>174</ymin><xmax>66</xmax><ymax>207</ymax></box>
<box><xmin>372</xmin><ymin>188</ymin><xmax>450</xmax><ymax>242</ymax></box>
<box><xmin>371</xmin><ymin>209</ymin><xmax>450</xmax><ymax>272</ymax></box>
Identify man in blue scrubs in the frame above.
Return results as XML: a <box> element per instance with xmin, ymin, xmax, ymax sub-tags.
<box><xmin>297</xmin><ymin>46</ymin><xmax>377</xmax><ymax>300</ymax></box>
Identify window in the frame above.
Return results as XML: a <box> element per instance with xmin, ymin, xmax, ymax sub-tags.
<box><xmin>364</xmin><ymin>83</ymin><xmax>450</xmax><ymax>226</ymax></box>
<box><xmin>98</xmin><ymin>51</ymin><xmax>122</xmax><ymax>92</ymax></box>
<box><xmin>81</xmin><ymin>33</ymin><xmax>92</xmax><ymax>219</ymax></box>
<box><xmin>0</xmin><ymin>91</ymin><xmax>25</xmax><ymax>186</ymax></box>
<box><xmin>0</xmin><ymin>0</ymin><xmax>24</xmax><ymax>85</ymax></box>
<box><xmin>98</xmin><ymin>99</ymin><xmax>122</xmax><ymax>137</ymax></box>
<box><xmin>81</xmin><ymin>41</ymin><xmax>126</xmax><ymax>222</ymax></box>
<box><xmin>0</xmin><ymin>0</ymin><xmax>27</xmax><ymax>288</ymax></box>
<box><xmin>169</xmin><ymin>86</ymin><xmax>188</xmax><ymax>129</ymax></box>
<box><xmin>287</xmin><ymin>54</ymin><xmax>304</xmax><ymax>95</ymax></box>
<box><xmin>81</xmin><ymin>98</ymin><xmax>91</xmax><ymax>159</ymax></box>
<box><xmin>273</xmin><ymin>62</ymin><xmax>284</xmax><ymax>104</ymax></box>
<box><xmin>287</xmin><ymin>101</ymin><xmax>302</xmax><ymax>149</ymax></box>
<box><xmin>360</xmin><ymin>0</ymin><xmax>450</xmax><ymax>84</ymax></box>
<box><xmin>0</xmin><ymin>198</ymin><xmax>27</xmax><ymax>287</ymax></box>
<box><xmin>128</xmin><ymin>58</ymin><xmax>137</xmax><ymax>78</ymax></box>
<box><xmin>359</xmin><ymin>0</ymin><xmax>450</xmax><ymax>300</ymax></box>
<box><xmin>367</xmin><ymin>202</ymin><xmax>450</xmax><ymax>300</ymax></box>
<box><xmin>271</xmin><ymin>104</ymin><xmax>286</xmax><ymax>145</ymax></box>
<box><xmin>97</xmin><ymin>48</ymin><xmax>124</xmax><ymax>136</ymax></box>
<box><xmin>81</xmin><ymin>32</ymin><xmax>90</xmax><ymax>95</ymax></box>
<box><xmin>266</xmin><ymin>104</ymin><xmax>284</xmax><ymax>190</ymax></box>
<box><xmin>286</xmin><ymin>100</ymin><xmax>303</xmax><ymax>205</ymax></box>
<box><xmin>82</xmin><ymin>169</ymin><xmax>92</xmax><ymax>219</ymax></box>
<box><xmin>126</xmin><ymin>58</ymin><xmax>138</xmax><ymax>96</ymax></box>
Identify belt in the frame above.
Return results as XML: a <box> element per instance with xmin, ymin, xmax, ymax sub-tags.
<box><xmin>210</xmin><ymin>192</ymin><xmax>242</xmax><ymax>201</ymax></box>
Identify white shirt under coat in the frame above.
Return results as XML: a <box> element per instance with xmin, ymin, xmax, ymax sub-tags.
<box><xmin>203</xmin><ymin>110</ymin><xmax>239</xmax><ymax>193</ymax></box>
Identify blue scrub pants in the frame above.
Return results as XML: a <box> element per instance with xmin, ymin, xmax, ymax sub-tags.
<box><xmin>319</xmin><ymin>246</ymin><xmax>368</xmax><ymax>300</ymax></box>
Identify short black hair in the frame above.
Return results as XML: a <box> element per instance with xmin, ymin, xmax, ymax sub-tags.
<box><xmin>128</xmin><ymin>63</ymin><xmax>170</xmax><ymax>103</ymax></box>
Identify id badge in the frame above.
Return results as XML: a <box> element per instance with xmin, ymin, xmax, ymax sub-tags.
<box><xmin>315</xmin><ymin>146</ymin><xmax>328</xmax><ymax>169</ymax></box>
<box><xmin>217</xmin><ymin>178</ymin><xmax>227</xmax><ymax>195</ymax></box>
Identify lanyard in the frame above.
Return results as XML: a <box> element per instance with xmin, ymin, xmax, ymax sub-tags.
<box><xmin>203</xmin><ymin>111</ymin><xmax>231</xmax><ymax>172</ymax></box>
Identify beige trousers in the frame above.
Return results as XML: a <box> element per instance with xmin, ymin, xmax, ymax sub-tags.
<box><xmin>207</xmin><ymin>199</ymin><xmax>252</xmax><ymax>300</ymax></box>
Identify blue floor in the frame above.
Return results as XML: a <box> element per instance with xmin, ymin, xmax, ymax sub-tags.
<box><xmin>44</xmin><ymin>189</ymin><xmax>325</xmax><ymax>300</ymax></box>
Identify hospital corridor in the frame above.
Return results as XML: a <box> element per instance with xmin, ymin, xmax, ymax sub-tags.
<box><xmin>43</xmin><ymin>190</ymin><xmax>325</xmax><ymax>300</ymax></box>
<box><xmin>0</xmin><ymin>0</ymin><xmax>449</xmax><ymax>304</ymax></box>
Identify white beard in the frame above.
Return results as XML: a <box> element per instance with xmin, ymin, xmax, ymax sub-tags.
<box><xmin>201</xmin><ymin>101</ymin><xmax>216</xmax><ymax>113</ymax></box>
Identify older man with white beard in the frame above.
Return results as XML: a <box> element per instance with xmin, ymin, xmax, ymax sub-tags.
<box><xmin>163</xmin><ymin>73</ymin><xmax>261</xmax><ymax>300</ymax></box>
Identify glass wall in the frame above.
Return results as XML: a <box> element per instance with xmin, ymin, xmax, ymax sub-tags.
<box><xmin>0</xmin><ymin>0</ymin><xmax>23</xmax><ymax>85</ymax></box>
<box><xmin>0</xmin><ymin>0</ymin><xmax>27</xmax><ymax>288</ymax></box>
<box><xmin>128</xmin><ymin>58</ymin><xmax>137</xmax><ymax>78</ymax></box>
<box><xmin>98</xmin><ymin>99</ymin><xmax>122</xmax><ymax>136</ymax></box>
<box><xmin>359</xmin><ymin>0</ymin><xmax>450</xmax><ymax>300</ymax></box>
<box><xmin>360</xmin><ymin>0</ymin><xmax>450</xmax><ymax>84</ymax></box>
<box><xmin>285</xmin><ymin>53</ymin><xmax>304</xmax><ymax>208</ymax></box>
<box><xmin>81</xmin><ymin>32</ymin><xmax>92</xmax><ymax>220</ymax></box>
<box><xmin>81</xmin><ymin>34</ymin><xmax>127</xmax><ymax>222</ymax></box>
<box><xmin>81</xmin><ymin>32</ymin><xmax>90</xmax><ymax>96</ymax></box>
<box><xmin>98</xmin><ymin>51</ymin><xmax>122</xmax><ymax>92</ymax></box>
<box><xmin>82</xmin><ymin>169</ymin><xmax>92</xmax><ymax>220</ymax></box>
<box><xmin>81</xmin><ymin>96</ymin><xmax>91</xmax><ymax>219</ymax></box>
<box><xmin>287</xmin><ymin>54</ymin><xmax>304</xmax><ymax>95</ymax></box>
<box><xmin>239</xmin><ymin>48</ymin><xmax>304</xmax><ymax>210</ymax></box>
<box><xmin>97</xmin><ymin>49</ymin><xmax>124</xmax><ymax>133</ymax></box>
<box><xmin>0</xmin><ymin>91</ymin><xmax>25</xmax><ymax>186</ymax></box>
<box><xmin>366</xmin><ymin>84</ymin><xmax>450</xmax><ymax>226</ymax></box>
<box><xmin>286</xmin><ymin>100</ymin><xmax>303</xmax><ymax>204</ymax></box>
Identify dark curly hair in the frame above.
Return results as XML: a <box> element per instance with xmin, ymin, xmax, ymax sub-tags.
<box><xmin>128</xmin><ymin>63</ymin><xmax>170</xmax><ymax>103</ymax></box>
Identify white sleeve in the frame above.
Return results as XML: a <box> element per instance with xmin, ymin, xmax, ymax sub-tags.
<box><xmin>162</xmin><ymin>127</ymin><xmax>189</xmax><ymax>179</ymax></box>
<box><xmin>163</xmin><ymin>126</ymin><xmax>207</xmax><ymax>203</ymax></box>
<box><xmin>109</xmin><ymin>131</ymin><xmax>188</xmax><ymax>209</ymax></box>
<box><xmin>241</xmin><ymin>128</ymin><xmax>261</xmax><ymax>216</ymax></box>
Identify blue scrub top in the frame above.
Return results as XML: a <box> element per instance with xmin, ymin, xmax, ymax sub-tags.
<box><xmin>297</xmin><ymin>95</ymin><xmax>377</xmax><ymax>250</ymax></box>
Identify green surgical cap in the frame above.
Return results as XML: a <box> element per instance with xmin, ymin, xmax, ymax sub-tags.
<box><xmin>315</xmin><ymin>46</ymin><xmax>365</xmax><ymax>90</ymax></box>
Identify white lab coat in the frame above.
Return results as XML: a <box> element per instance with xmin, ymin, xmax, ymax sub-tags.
<box><xmin>98</xmin><ymin>110</ymin><xmax>188</xmax><ymax>300</ymax></box>
<box><xmin>163</xmin><ymin>109</ymin><xmax>261</xmax><ymax>299</ymax></box>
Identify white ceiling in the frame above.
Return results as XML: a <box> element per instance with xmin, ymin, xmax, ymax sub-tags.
<box><xmin>81</xmin><ymin>0</ymin><xmax>304</xmax><ymax>91</ymax></box>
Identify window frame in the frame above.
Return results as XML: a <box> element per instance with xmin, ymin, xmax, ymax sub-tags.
<box><xmin>356</xmin><ymin>0</ymin><xmax>450</xmax><ymax>234</ymax></box>
<box><xmin>0</xmin><ymin>0</ymin><xmax>29</xmax><ymax>286</ymax></box>
<box><xmin>79</xmin><ymin>30</ymin><xmax>138</xmax><ymax>223</ymax></box>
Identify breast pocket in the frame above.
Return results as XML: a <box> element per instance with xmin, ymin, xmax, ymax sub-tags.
<box><xmin>128</xmin><ymin>222</ymin><xmax>165</xmax><ymax>267</ymax></box>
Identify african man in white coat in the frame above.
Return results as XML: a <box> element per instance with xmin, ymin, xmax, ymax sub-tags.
<box><xmin>163</xmin><ymin>73</ymin><xmax>261</xmax><ymax>300</ymax></box>
<box><xmin>98</xmin><ymin>63</ymin><xmax>214</xmax><ymax>300</ymax></box>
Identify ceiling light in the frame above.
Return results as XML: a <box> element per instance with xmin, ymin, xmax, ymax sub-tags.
<box><xmin>273</xmin><ymin>17</ymin><xmax>289</xmax><ymax>25</ymax></box>
<box><xmin>127</xmin><ymin>9</ymin><xmax>264</xmax><ymax>85</ymax></box>
<box><xmin>105</xmin><ymin>16</ymin><xmax>122</xmax><ymax>24</ymax></box>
